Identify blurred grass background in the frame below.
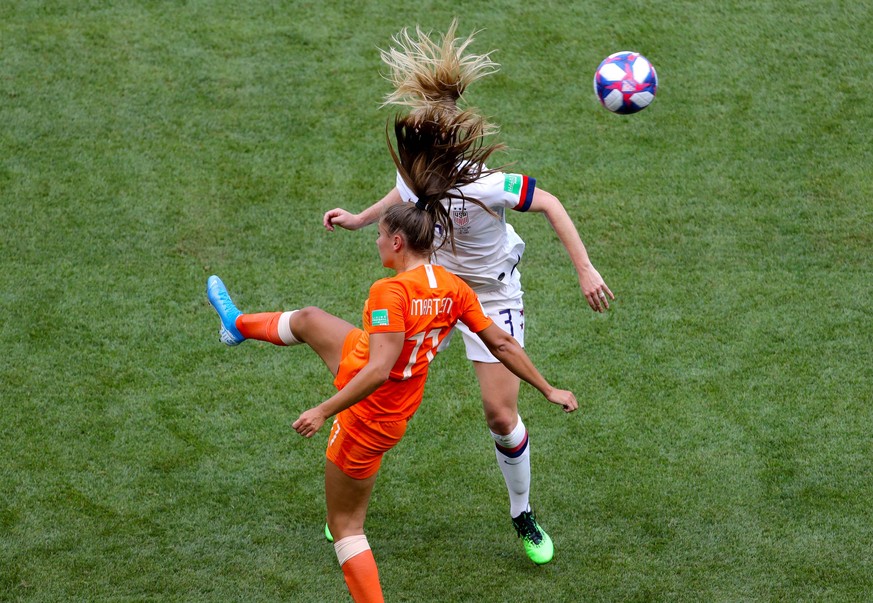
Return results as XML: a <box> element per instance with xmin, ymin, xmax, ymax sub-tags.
<box><xmin>2</xmin><ymin>1</ymin><xmax>871</xmax><ymax>601</ymax></box>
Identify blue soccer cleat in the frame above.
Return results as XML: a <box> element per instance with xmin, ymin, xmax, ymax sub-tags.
<box><xmin>206</xmin><ymin>275</ymin><xmax>245</xmax><ymax>346</ymax></box>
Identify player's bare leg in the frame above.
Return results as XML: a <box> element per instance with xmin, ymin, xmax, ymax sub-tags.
<box><xmin>475</xmin><ymin>361</ymin><xmax>522</xmax><ymax>436</ymax></box>
<box><xmin>287</xmin><ymin>307</ymin><xmax>355</xmax><ymax>376</ymax></box>
<box><xmin>474</xmin><ymin>360</ymin><xmax>554</xmax><ymax>565</ymax></box>
<box><xmin>325</xmin><ymin>461</ymin><xmax>384</xmax><ymax>602</ymax></box>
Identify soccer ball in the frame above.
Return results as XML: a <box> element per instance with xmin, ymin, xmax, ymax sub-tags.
<box><xmin>593</xmin><ymin>51</ymin><xmax>658</xmax><ymax>114</ymax></box>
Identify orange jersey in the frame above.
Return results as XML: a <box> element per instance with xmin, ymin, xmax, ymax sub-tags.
<box><xmin>334</xmin><ymin>264</ymin><xmax>493</xmax><ymax>421</ymax></box>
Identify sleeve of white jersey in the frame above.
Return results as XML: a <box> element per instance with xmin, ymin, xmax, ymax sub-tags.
<box><xmin>470</xmin><ymin>171</ymin><xmax>536</xmax><ymax>212</ymax></box>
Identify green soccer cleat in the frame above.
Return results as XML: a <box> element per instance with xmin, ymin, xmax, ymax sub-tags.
<box><xmin>512</xmin><ymin>509</ymin><xmax>554</xmax><ymax>565</ymax></box>
<box><xmin>324</xmin><ymin>522</ymin><xmax>334</xmax><ymax>543</ymax></box>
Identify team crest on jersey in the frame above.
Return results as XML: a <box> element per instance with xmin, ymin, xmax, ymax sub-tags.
<box><xmin>452</xmin><ymin>207</ymin><xmax>469</xmax><ymax>227</ymax></box>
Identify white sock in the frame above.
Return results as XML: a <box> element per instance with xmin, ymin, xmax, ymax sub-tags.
<box><xmin>491</xmin><ymin>415</ymin><xmax>531</xmax><ymax>518</ymax></box>
<box><xmin>277</xmin><ymin>310</ymin><xmax>301</xmax><ymax>345</ymax></box>
<box><xmin>334</xmin><ymin>534</ymin><xmax>370</xmax><ymax>566</ymax></box>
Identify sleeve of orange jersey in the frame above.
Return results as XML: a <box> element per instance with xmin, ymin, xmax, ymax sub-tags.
<box><xmin>366</xmin><ymin>279</ymin><xmax>407</xmax><ymax>334</ymax></box>
<box><xmin>456</xmin><ymin>281</ymin><xmax>493</xmax><ymax>333</ymax></box>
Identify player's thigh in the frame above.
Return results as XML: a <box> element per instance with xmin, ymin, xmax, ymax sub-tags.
<box><xmin>460</xmin><ymin>289</ymin><xmax>525</xmax><ymax>432</ymax></box>
<box><xmin>290</xmin><ymin>306</ymin><xmax>356</xmax><ymax>375</ymax></box>
<box><xmin>324</xmin><ymin>459</ymin><xmax>378</xmax><ymax>540</ymax></box>
<box><xmin>324</xmin><ymin>413</ymin><xmax>406</xmax><ymax>539</ymax></box>
<box><xmin>473</xmin><ymin>361</ymin><xmax>521</xmax><ymax>433</ymax></box>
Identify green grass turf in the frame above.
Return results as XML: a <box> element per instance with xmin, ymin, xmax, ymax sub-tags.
<box><xmin>2</xmin><ymin>1</ymin><xmax>871</xmax><ymax>601</ymax></box>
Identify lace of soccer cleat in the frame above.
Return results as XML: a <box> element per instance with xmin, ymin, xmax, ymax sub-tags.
<box><xmin>206</xmin><ymin>275</ymin><xmax>245</xmax><ymax>346</ymax></box>
<box><xmin>511</xmin><ymin>509</ymin><xmax>554</xmax><ymax>565</ymax></box>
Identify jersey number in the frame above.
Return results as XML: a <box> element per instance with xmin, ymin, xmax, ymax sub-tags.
<box><xmin>499</xmin><ymin>309</ymin><xmax>515</xmax><ymax>337</ymax></box>
<box><xmin>402</xmin><ymin>328</ymin><xmax>445</xmax><ymax>379</ymax></box>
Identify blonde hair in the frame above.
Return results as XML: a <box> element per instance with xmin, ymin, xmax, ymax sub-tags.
<box><xmin>380</xmin><ymin>19</ymin><xmax>499</xmax><ymax>129</ymax></box>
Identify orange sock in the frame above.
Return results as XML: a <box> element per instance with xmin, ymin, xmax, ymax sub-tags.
<box><xmin>235</xmin><ymin>312</ymin><xmax>286</xmax><ymax>345</ymax></box>
<box><xmin>340</xmin><ymin>549</ymin><xmax>384</xmax><ymax>603</ymax></box>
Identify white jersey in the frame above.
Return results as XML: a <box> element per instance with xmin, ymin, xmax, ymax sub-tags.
<box><xmin>396</xmin><ymin>170</ymin><xmax>536</xmax><ymax>293</ymax></box>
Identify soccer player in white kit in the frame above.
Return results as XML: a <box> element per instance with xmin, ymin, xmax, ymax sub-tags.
<box><xmin>323</xmin><ymin>21</ymin><xmax>613</xmax><ymax>565</ymax></box>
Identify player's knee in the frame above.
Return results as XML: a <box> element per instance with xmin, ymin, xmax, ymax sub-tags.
<box><xmin>483</xmin><ymin>404</ymin><xmax>518</xmax><ymax>435</ymax></box>
<box><xmin>327</xmin><ymin>512</ymin><xmax>366</xmax><ymax>542</ymax></box>
<box><xmin>294</xmin><ymin>306</ymin><xmax>322</xmax><ymax>321</ymax></box>
<box><xmin>290</xmin><ymin>306</ymin><xmax>321</xmax><ymax>335</ymax></box>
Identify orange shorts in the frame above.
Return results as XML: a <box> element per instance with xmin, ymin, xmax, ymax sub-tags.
<box><xmin>325</xmin><ymin>410</ymin><xmax>407</xmax><ymax>479</ymax></box>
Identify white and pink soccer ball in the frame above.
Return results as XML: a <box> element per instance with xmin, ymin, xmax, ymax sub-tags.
<box><xmin>593</xmin><ymin>51</ymin><xmax>658</xmax><ymax>114</ymax></box>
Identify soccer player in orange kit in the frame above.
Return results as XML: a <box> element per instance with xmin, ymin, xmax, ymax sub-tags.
<box><xmin>207</xmin><ymin>111</ymin><xmax>578</xmax><ymax>602</ymax></box>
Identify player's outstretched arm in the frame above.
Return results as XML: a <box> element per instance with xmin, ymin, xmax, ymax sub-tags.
<box><xmin>323</xmin><ymin>188</ymin><xmax>404</xmax><ymax>231</ymax></box>
<box><xmin>476</xmin><ymin>323</ymin><xmax>578</xmax><ymax>413</ymax></box>
<box><xmin>528</xmin><ymin>188</ymin><xmax>614</xmax><ymax>313</ymax></box>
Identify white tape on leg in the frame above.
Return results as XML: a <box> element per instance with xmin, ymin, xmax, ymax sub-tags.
<box><xmin>334</xmin><ymin>534</ymin><xmax>370</xmax><ymax>566</ymax></box>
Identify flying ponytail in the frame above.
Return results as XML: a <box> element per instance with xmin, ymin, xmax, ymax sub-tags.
<box><xmin>386</xmin><ymin>107</ymin><xmax>504</xmax><ymax>254</ymax></box>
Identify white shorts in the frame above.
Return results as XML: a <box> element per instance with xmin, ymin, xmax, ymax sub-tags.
<box><xmin>452</xmin><ymin>270</ymin><xmax>525</xmax><ymax>363</ymax></box>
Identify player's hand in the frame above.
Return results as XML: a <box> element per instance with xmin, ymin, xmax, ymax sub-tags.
<box><xmin>292</xmin><ymin>407</ymin><xmax>327</xmax><ymax>438</ymax></box>
<box><xmin>546</xmin><ymin>388</ymin><xmax>578</xmax><ymax>413</ymax></box>
<box><xmin>579</xmin><ymin>265</ymin><xmax>614</xmax><ymax>312</ymax></box>
<box><xmin>323</xmin><ymin>208</ymin><xmax>361</xmax><ymax>231</ymax></box>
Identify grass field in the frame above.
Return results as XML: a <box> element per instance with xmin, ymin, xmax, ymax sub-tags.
<box><xmin>2</xmin><ymin>1</ymin><xmax>872</xmax><ymax>601</ymax></box>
